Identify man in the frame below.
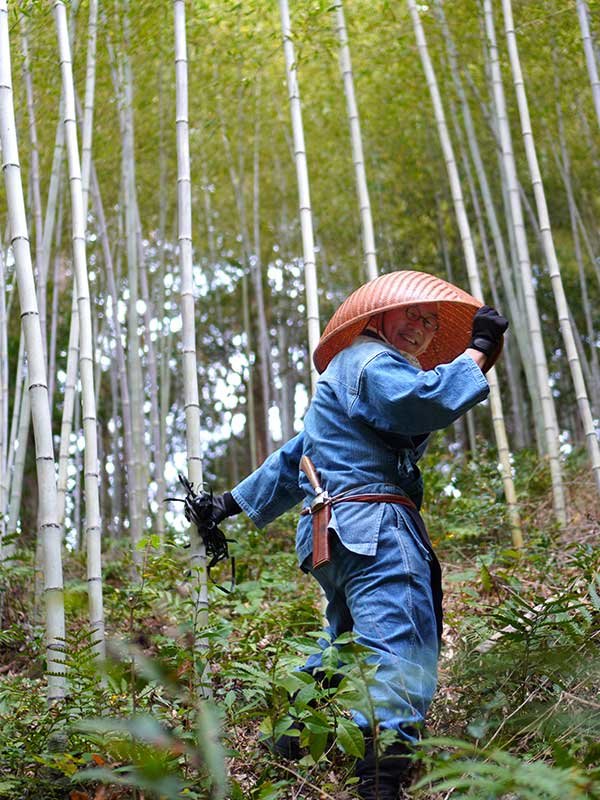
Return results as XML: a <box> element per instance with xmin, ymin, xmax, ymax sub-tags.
<box><xmin>205</xmin><ymin>271</ymin><xmax>508</xmax><ymax>799</ymax></box>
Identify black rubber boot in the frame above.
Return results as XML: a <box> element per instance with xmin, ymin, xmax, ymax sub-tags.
<box><xmin>355</xmin><ymin>739</ymin><xmax>412</xmax><ymax>800</ymax></box>
<box><xmin>263</xmin><ymin>720</ymin><xmax>304</xmax><ymax>760</ymax></box>
<box><xmin>273</xmin><ymin>722</ymin><xmax>303</xmax><ymax>760</ymax></box>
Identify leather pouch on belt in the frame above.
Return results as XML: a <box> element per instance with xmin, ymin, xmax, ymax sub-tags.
<box><xmin>312</xmin><ymin>504</ymin><xmax>332</xmax><ymax>569</ymax></box>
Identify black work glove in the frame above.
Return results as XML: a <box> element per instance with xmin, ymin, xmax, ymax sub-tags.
<box><xmin>183</xmin><ymin>490</ymin><xmax>241</xmax><ymax>527</ymax></box>
<box><xmin>211</xmin><ymin>492</ymin><xmax>241</xmax><ymax>525</ymax></box>
<box><xmin>469</xmin><ymin>306</ymin><xmax>509</xmax><ymax>357</ymax></box>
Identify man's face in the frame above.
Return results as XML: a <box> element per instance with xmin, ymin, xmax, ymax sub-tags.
<box><xmin>381</xmin><ymin>303</ymin><xmax>439</xmax><ymax>356</ymax></box>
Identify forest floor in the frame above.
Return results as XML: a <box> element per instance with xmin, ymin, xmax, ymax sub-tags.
<box><xmin>0</xmin><ymin>447</ymin><xmax>599</xmax><ymax>799</ymax></box>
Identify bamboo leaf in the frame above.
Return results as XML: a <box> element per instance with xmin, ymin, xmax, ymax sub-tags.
<box><xmin>335</xmin><ymin>717</ymin><xmax>364</xmax><ymax>757</ymax></box>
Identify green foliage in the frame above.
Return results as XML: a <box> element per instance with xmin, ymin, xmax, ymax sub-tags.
<box><xmin>2</xmin><ymin>463</ymin><xmax>600</xmax><ymax>798</ymax></box>
<box><xmin>0</xmin><ymin>626</ymin><xmax>110</xmax><ymax>798</ymax></box>
<box><xmin>73</xmin><ymin>650</ymin><xmax>228</xmax><ymax>800</ymax></box>
<box><xmin>414</xmin><ymin>736</ymin><xmax>600</xmax><ymax>799</ymax></box>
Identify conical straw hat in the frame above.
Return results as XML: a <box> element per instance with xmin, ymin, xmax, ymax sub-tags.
<box><xmin>314</xmin><ymin>270</ymin><xmax>496</xmax><ymax>373</ymax></box>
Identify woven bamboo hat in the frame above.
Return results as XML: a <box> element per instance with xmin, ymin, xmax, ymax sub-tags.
<box><xmin>314</xmin><ymin>270</ymin><xmax>498</xmax><ymax>373</ymax></box>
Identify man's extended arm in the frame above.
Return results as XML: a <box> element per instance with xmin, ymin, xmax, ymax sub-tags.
<box><xmin>230</xmin><ymin>431</ymin><xmax>305</xmax><ymax>529</ymax></box>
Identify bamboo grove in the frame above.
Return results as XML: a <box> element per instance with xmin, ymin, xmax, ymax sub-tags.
<box><xmin>0</xmin><ymin>0</ymin><xmax>599</xmax><ymax>703</ymax></box>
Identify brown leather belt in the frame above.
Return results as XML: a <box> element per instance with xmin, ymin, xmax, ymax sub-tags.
<box><xmin>301</xmin><ymin>492</ymin><xmax>416</xmax><ymax>517</ymax></box>
<box><xmin>302</xmin><ymin>491</ymin><xmax>417</xmax><ymax>570</ymax></box>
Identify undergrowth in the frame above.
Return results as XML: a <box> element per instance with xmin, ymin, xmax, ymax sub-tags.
<box><xmin>0</xmin><ymin>442</ymin><xmax>599</xmax><ymax>799</ymax></box>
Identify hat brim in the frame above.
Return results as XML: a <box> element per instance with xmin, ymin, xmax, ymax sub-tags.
<box><xmin>313</xmin><ymin>271</ymin><xmax>502</xmax><ymax>373</ymax></box>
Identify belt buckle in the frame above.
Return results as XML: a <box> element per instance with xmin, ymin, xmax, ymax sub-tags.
<box><xmin>310</xmin><ymin>490</ymin><xmax>329</xmax><ymax>513</ymax></box>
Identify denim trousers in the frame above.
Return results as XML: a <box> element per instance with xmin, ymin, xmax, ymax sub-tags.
<box><xmin>302</xmin><ymin>504</ymin><xmax>441</xmax><ymax>740</ymax></box>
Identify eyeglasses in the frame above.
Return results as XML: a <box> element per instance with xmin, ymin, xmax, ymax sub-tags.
<box><xmin>405</xmin><ymin>306</ymin><xmax>440</xmax><ymax>332</ymax></box>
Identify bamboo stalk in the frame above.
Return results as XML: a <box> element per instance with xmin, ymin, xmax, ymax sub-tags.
<box><xmin>136</xmin><ymin>210</ymin><xmax>165</xmax><ymax>538</ymax></box>
<box><xmin>120</xmin><ymin>1</ymin><xmax>147</xmax><ymax>562</ymax></box>
<box><xmin>434</xmin><ymin>194</ymin><xmax>472</xmax><ymax>458</ymax></box>
<box><xmin>279</xmin><ymin>0</ymin><xmax>321</xmax><ymax>393</ymax></box>
<box><xmin>215</xmin><ymin>80</ymin><xmax>264</xmax><ymax>465</ymax></box>
<box><xmin>1</xmin><ymin>0</ymin><xmax>66</xmax><ymax>700</ymax></box>
<box><xmin>553</xmin><ymin>81</ymin><xmax>600</xmax><ymax>407</ymax></box>
<box><xmin>241</xmin><ymin>273</ymin><xmax>258</xmax><ymax>471</ymax></box>
<box><xmin>435</xmin><ymin>0</ymin><xmax>540</xmax><ymax>450</ymax></box>
<box><xmin>4</xmin><ymin>333</ymin><xmax>27</xmax><ymax>565</ymax></box>
<box><xmin>47</xmin><ymin>193</ymin><xmax>63</xmax><ymax>411</ymax></box>
<box><xmin>51</xmin><ymin>0</ymin><xmax>105</xmax><ymax>657</ymax></box>
<box><xmin>252</xmin><ymin>80</ymin><xmax>274</xmax><ymax>456</ymax></box>
<box><xmin>89</xmin><ymin>157</ymin><xmax>140</xmax><ymax>547</ymax></box>
<box><xmin>174</xmin><ymin>0</ymin><xmax>210</xmax><ymax>693</ymax></box>
<box><xmin>6</xmin><ymin>379</ymin><xmax>30</xmax><ymax>558</ymax></box>
<box><xmin>576</xmin><ymin>0</ymin><xmax>600</xmax><ymax>129</ymax></box>
<box><xmin>109</xmin><ymin>351</ymin><xmax>123</xmax><ymax>539</ymax></box>
<box><xmin>334</xmin><ymin>0</ymin><xmax>378</xmax><ymax>281</ymax></box>
<box><xmin>19</xmin><ymin>18</ymin><xmax>46</xmax><ymax>359</ymax></box>
<box><xmin>483</xmin><ymin>0</ymin><xmax>566</xmax><ymax>524</ymax></box>
<box><xmin>502</xmin><ymin>0</ymin><xmax>600</xmax><ymax>496</ymax></box>
<box><xmin>157</xmin><ymin>64</ymin><xmax>172</xmax><ymax>524</ymax></box>
<box><xmin>101</xmin><ymin>4</ymin><xmax>145</xmax><ymax>544</ymax></box>
<box><xmin>0</xmin><ymin>246</ymin><xmax>8</xmax><ymax>535</ymax></box>
<box><xmin>5</xmin><ymin>333</ymin><xmax>24</xmax><ymax>500</ymax></box>
<box><xmin>406</xmin><ymin>0</ymin><xmax>522</xmax><ymax>547</ymax></box>
<box><xmin>56</xmin><ymin>291</ymin><xmax>78</xmax><ymax>527</ymax></box>
<box><xmin>80</xmin><ymin>0</ymin><xmax>97</xmax><ymax>217</ymax></box>
<box><xmin>448</xmin><ymin>99</ymin><xmax>527</xmax><ymax>450</ymax></box>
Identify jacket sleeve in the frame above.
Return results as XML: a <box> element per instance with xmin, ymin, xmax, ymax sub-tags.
<box><xmin>348</xmin><ymin>352</ymin><xmax>489</xmax><ymax>436</ymax></box>
<box><xmin>231</xmin><ymin>431</ymin><xmax>305</xmax><ymax>529</ymax></box>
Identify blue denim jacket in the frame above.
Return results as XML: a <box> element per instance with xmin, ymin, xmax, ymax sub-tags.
<box><xmin>232</xmin><ymin>337</ymin><xmax>489</xmax><ymax>565</ymax></box>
